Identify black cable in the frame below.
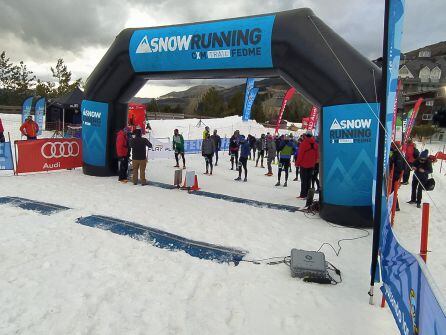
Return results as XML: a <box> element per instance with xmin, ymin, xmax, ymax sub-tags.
<box><xmin>316</xmin><ymin>226</ymin><xmax>370</xmax><ymax>257</ymax></box>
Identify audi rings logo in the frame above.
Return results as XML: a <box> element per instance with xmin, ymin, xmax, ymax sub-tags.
<box><xmin>41</xmin><ymin>141</ymin><xmax>80</xmax><ymax>159</ymax></box>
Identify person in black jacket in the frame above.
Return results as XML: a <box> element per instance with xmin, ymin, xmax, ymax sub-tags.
<box><xmin>210</xmin><ymin>129</ymin><xmax>221</xmax><ymax>166</ymax></box>
<box><xmin>389</xmin><ymin>142</ymin><xmax>405</xmax><ymax>210</ymax></box>
<box><xmin>229</xmin><ymin>130</ymin><xmax>240</xmax><ymax>170</ymax></box>
<box><xmin>407</xmin><ymin>150</ymin><xmax>433</xmax><ymax>208</ymax></box>
<box><xmin>248</xmin><ymin>134</ymin><xmax>257</xmax><ymax>160</ymax></box>
<box><xmin>130</xmin><ymin>128</ymin><xmax>152</xmax><ymax>185</ymax></box>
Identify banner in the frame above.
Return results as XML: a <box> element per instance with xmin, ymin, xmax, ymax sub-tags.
<box><xmin>81</xmin><ymin>100</ymin><xmax>109</xmax><ymax>167</ymax></box>
<box><xmin>380</xmin><ymin>194</ymin><xmax>446</xmax><ymax>335</ymax></box>
<box><xmin>148</xmin><ymin>137</ymin><xmax>174</xmax><ymax>160</ymax></box>
<box><xmin>129</xmin><ymin>15</ymin><xmax>275</xmax><ymax>72</ymax></box>
<box><xmin>21</xmin><ymin>96</ymin><xmax>33</xmax><ymax>124</ymax></box>
<box><xmin>35</xmin><ymin>97</ymin><xmax>45</xmax><ymax>136</ymax></box>
<box><xmin>242</xmin><ymin>78</ymin><xmax>255</xmax><ymax>121</ymax></box>
<box><xmin>322</xmin><ymin>103</ymin><xmax>379</xmax><ymax>206</ymax></box>
<box><xmin>0</xmin><ymin>141</ymin><xmax>14</xmax><ymax>170</ymax></box>
<box><xmin>15</xmin><ymin>138</ymin><xmax>82</xmax><ymax>174</ymax></box>
<box><xmin>404</xmin><ymin>98</ymin><xmax>423</xmax><ymax>143</ymax></box>
<box><xmin>307</xmin><ymin>106</ymin><xmax>319</xmax><ymax>132</ymax></box>
<box><xmin>243</xmin><ymin>87</ymin><xmax>258</xmax><ymax>122</ymax></box>
<box><xmin>275</xmin><ymin>87</ymin><xmax>296</xmax><ymax>134</ymax></box>
<box><xmin>128</xmin><ymin>103</ymin><xmax>146</xmax><ymax>133</ymax></box>
<box><xmin>391</xmin><ymin>80</ymin><xmax>402</xmax><ymax>141</ymax></box>
<box><xmin>183</xmin><ymin>138</ymin><xmax>229</xmax><ymax>154</ymax></box>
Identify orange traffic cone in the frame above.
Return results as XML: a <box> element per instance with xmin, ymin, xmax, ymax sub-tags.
<box><xmin>190</xmin><ymin>175</ymin><xmax>200</xmax><ymax>191</ymax></box>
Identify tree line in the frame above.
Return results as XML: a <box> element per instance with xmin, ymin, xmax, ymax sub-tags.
<box><xmin>146</xmin><ymin>87</ymin><xmax>313</xmax><ymax>124</ymax></box>
<box><xmin>0</xmin><ymin>51</ymin><xmax>81</xmax><ymax>105</ymax></box>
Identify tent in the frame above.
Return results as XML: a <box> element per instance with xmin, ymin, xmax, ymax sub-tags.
<box><xmin>45</xmin><ymin>87</ymin><xmax>84</xmax><ymax>131</ymax></box>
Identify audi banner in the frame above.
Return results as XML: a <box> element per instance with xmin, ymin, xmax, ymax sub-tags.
<box><xmin>15</xmin><ymin>138</ymin><xmax>82</xmax><ymax>174</ymax></box>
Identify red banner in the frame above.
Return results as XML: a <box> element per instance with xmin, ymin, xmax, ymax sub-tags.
<box><xmin>435</xmin><ymin>151</ymin><xmax>446</xmax><ymax>161</ymax></box>
<box><xmin>15</xmin><ymin>138</ymin><xmax>82</xmax><ymax>174</ymax></box>
<box><xmin>307</xmin><ymin>106</ymin><xmax>319</xmax><ymax>131</ymax></box>
<box><xmin>404</xmin><ymin>98</ymin><xmax>423</xmax><ymax>144</ymax></box>
<box><xmin>128</xmin><ymin>103</ymin><xmax>146</xmax><ymax>134</ymax></box>
<box><xmin>275</xmin><ymin>87</ymin><xmax>296</xmax><ymax>134</ymax></box>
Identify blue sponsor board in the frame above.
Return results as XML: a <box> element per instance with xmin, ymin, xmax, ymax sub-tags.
<box><xmin>322</xmin><ymin>103</ymin><xmax>379</xmax><ymax>206</ymax></box>
<box><xmin>0</xmin><ymin>142</ymin><xmax>14</xmax><ymax>170</ymax></box>
<box><xmin>380</xmin><ymin>195</ymin><xmax>446</xmax><ymax>335</ymax></box>
<box><xmin>81</xmin><ymin>100</ymin><xmax>109</xmax><ymax>167</ymax></box>
<box><xmin>21</xmin><ymin>96</ymin><xmax>33</xmax><ymax>124</ymax></box>
<box><xmin>129</xmin><ymin>15</ymin><xmax>275</xmax><ymax>73</ymax></box>
<box><xmin>184</xmin><ymin>138</ymin><xmax>229</xmax><ymax>153</ymax></box>
<box><xmin>34</xmin><ymin>98</ymin><xmax>45</xmax><ymax>135</ymax></box>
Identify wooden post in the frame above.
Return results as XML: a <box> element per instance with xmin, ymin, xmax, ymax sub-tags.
<box><xmin>420</xmin><ymin>203</ymin><xmax>430</xmax><ymax>263</ymax></box>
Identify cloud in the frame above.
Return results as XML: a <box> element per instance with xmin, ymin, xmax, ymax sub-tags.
<box><xmin>0</xmin><ymin>0</ymin><xmax>443</xmax><ymax>96</ymax></box>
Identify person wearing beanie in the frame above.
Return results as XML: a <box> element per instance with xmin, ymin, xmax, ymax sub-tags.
<box><xmin>235</xmin><ymin>135</ymin><xmax>250</xmax><ymax>182</ymax></box>
<box><xmin>173</xmin><ymin>129</ymin><xmax>186</xmax><ymax>169</ymax></box>
<box><xmin>201</xmin><ymin>132</ymin><xmax>216</xmax><ymax>175</ymax></box>
<box><xmin>402</xmin><ymin>138</ymin><xmax>419</xmax><ymax>184</ymax></box>
<box><xmin>407</xmin><ymin>149</ymin><xmax>432</xmax><ymax>208</ymax></box>
<box><xmin>296</xmin><ymin>132</ymin><xmax>319</xmax><ymax>199</ymax></box>
<box><xmin>130</xmin><ymin>128</ymin><xmax>152</xmax><ymax>185</ymax></box>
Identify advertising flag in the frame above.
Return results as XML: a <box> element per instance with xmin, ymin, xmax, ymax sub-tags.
<box><xmin>243</xmin><ymin>87</ymin><xmax>259</xmax><ymax>122</ymax></box>
<box><xmin>404</xmin><ymin>98</ymin><xmax>423</xmax><ymax>143</ymax></box>
<box><xmin>21</xmin><ymin>96</ymin><xmax>33</xmax><ymax>124</ymax></box>
<box><xmin>242</xmin><ymin>78</ymin><xmax>255</xmax><ymax>121</ymax></box>
<box><xmin>307</xmin><ymin>106</ymin><xmax>319</xmax><ymax>132</ymax></box>
<box><xmin>35</xmin><ymin>98</ymin><xmax>45</xmax><ymax>136</ymax></box>
<box><xmin>274</xmin><ymin>87</ymin><xmax>296</xmax><ymax>134</ymax></box>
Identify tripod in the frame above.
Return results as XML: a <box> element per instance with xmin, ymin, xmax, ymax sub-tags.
<box><xmin>196</xmin><ymin>118</ymin><xmax>207</xmax><ymax>128</ymax></box>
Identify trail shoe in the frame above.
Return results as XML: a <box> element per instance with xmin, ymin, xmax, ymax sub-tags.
<box><xmin>244</xmin><ymin>177</ymin><xmax>247</xmax><ymax>182</ymax></box>
<box><xmin>407</xmin><ymin>200</ymin><xmax>416</xmax><ymax>204</ymax></box>
<box><xmin>283</xmin><ymin>181</ymin><xmax>287</xmax><ymax>187</ymax></box>
<box><xmin>174</xmin><ymin>164</ymin><xmax>180</xmax><ymax>168</ymax></box>
<box><xmin>234</xmin><ymin>177</ymin><xmax>241</xmax><ymax>181</ymax></box>
<box><xmin>293</xmin><ymin>177</ymin><xmax>298</xmax><ymax>181</ymax></box>
<box><xmin>417</xmin><ymin>203</ymin><xmax>421</xmax><ymax>208</ymax></box>
<box><xmin>275</xmin><ymin>181</ymin><xmax>280</xmax><ymax>186</ymax></box>
<box><xmin>183</xmin><ymin>166</ymin><xmax>186</xmax><ymax>169</ymax></box>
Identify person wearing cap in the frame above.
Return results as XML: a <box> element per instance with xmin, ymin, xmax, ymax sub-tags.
<box><xmin>402</xmin><ymin>139</ymin><xmax>419</xmax><ymax>185</ymax></box>
<box><xmin>116</xmin><ymin>127</ymin><xmax>130</xmax><ymax>183</ymax></box>
<box><xmin>265</xmin><ymin>134</ymin><xmax>276</xmax><ymax>176</ymax></box>
<box><xmin>275</xmin><ymin>135</ymin><xmax>296</xmax><ymax>187</ymax></box>
<box><xmin>129</xmin><ymin>128</ymin><xmax>152</xmax><ymax>185</ymax></box>
<box><xmin>256</xmin><ymin>134</ymin><xmax>267</xmax><ymax>168</ymax></box>
<box><xmin>235</xmin><ymin>135</ymin><xmax>250</xmax><ymax>182</ymax></box>
<box><xmin>20</xmin><ymin>115</ymin><xmax>39</xmax><ymax>140</ymax></box>
<box><xmin>296</xmin><ymin>132</ymin><xmax>319</xmax><ymax>199</ymax></box>
<box><xmin>202</xmin><ymin>132</ymin><xmax>216</xmax><ymax>175</ymax></box>
<box><xmin>407</xmin><ymin>149</ymin><xmax>432</xmax><ymax>208</ymax></box>
<box><xmin>202</xmin><ymin>126</ymin><xmax>210</xmax><ymax>140</ymax></box>
<box><xmin>173</xmin><ymin>129</ymin><xmax>186</xmax><ymax>169</ymax></box>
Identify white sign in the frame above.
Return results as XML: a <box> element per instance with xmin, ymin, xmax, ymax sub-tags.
<box><xmin>147</xmin><ymin>137</ymin><xmax>174</xmax><ymax>160</ymax></box>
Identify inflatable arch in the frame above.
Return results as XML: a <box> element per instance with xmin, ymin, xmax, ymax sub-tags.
<box><xmin>82</xmin><ymin>8</ymin><xmax>381</xmax><ymax>227</ymax></box>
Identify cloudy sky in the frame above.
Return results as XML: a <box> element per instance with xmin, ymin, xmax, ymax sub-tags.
<box><xmin>0</xmin><ymin>0</ymin><xmax>444</xmax><ymax>98</ymax></box>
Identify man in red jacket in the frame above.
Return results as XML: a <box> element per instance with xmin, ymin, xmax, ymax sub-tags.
<box><xmin>0</xmin><ymin>116</ymin><xmax>5</xmax><ymax>142</ymax></box>
<box><xmin>296</xmin><ymin>132</ymin><xmax>319</xmax><ymax>199</ymax></box>
<box><xmin>116</xmin><ymin>128</ymin><xmax>129</xmax><ymax>182</ymax></box>
<box><xmin>402</xmin><ymin>139</ymin><xmax>419</xmax><ymax>185</ymax></box>
<box><xmin>20</xmin><ymin>115</ymin><xmax>39</xmax><ymax>140</ymax></box>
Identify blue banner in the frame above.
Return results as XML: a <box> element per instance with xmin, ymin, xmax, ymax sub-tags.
<box><xmin>0</xmin><ymin>142</ymin><xmax>14</xmax><ymax>170</ymax></box>
<box><xmin>129</xmin><ymin>15</ymin><xmax>275</xmax><ymax>73</ymax></box>
<box><xmin>81</xmin><ymin>100</ymin><xmax>109</xmax><ymax>167</ymax></box>
<box><xmin>322</xmin><ymin>103</ymin><xmax>379</xmax><ymax>206</ymax></box>
<box><xmin>183</xmin><ymin>138</ymin><xmax>229</xmax><ymax>154</ymax></box>
<box><xmin>242</xmin><ymin>78</ymin><xmax>255</xmax><ymax>121</ymax></box>
<box><xmin>21</xmin><ymin>96</ymin><xmax>33</xmax><ymax>124</ymax></box>
<box><xmin>380</xmin><ymin>194</ymin><xmax>446</xmax><ymax>335</ymax></box>
<box><xmin>242</xmin><ymin>83</ymin><xmax>258</xmax><ymax>121</ymax></box>
<box><xmin>34</xmin><ymin>98</ymin><xmax>45</xmax><ymax>136</ymax></box>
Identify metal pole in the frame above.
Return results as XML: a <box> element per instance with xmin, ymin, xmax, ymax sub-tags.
<box><xmin>62</xmin><ymin>107</ymin><xmax>65</xmax><ymax>137</ymax></box>
<box><xmin>370</xmin><ymin>0</ymin><xmax>390</xmax><ymax>305</ymax></box>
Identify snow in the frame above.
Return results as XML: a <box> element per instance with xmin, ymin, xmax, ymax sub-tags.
<box><xmin>1</xmin><ymin>112</ymin><xmax>444</xmax><ymax>334</ymax></box>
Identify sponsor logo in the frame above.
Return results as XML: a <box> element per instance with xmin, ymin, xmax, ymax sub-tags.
<box><xmin>41</xmin><ymin>141</ymin><xmax>80</xmax><ymax>159</ymax></box>
<box><xmin>135</xmin><ymin>27</ymin><xmax>263</xmax><ymax>61</ymax></box>
<box><xmin>43</xmin><ymin>162</ymin><xmax>61</xmax><ymax>169</ymax></box>
<box><xmin>330</xmin><ymin>118</ymin><xmax>373</xmax><ymax>144</ymax></box>
<box><xmin>82</xmin><ymin>109</ymin><xmax>102</xmax><ymax>127</ymax></box>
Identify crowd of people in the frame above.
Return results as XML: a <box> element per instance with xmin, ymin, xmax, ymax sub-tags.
<box><xmin>110</xmin><ymin>120</ymin><xmax>437</xmax><ymax>209</ymax></box>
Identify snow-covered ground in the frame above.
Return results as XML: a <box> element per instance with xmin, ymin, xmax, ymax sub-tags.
<box><xmin>1</xmin><ymin>113</ymin><xmax>445</xmax><ymax>334</ymax></box>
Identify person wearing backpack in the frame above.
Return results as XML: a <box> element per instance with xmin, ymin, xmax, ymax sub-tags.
<box><xmin>296</xmin><ymin>132</ymin><xmax>319</xmax><ymax>199</ymax></box>
<box><xmin>407</xmin><ymin>150</ymin><xmax>433</xmax><ymax>208</ymax></box>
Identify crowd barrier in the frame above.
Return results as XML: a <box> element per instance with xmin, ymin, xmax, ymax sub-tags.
<box><xmin>184</xmin><ymin>138</ymin><xmax>229</xmax><ymax>154</ymax></box>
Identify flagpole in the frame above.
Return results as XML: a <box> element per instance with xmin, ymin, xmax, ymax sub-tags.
<box><xmin>369</xmin><ymin>0</ymin><xmax>390</xmax><ymax>305</ymax></box>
